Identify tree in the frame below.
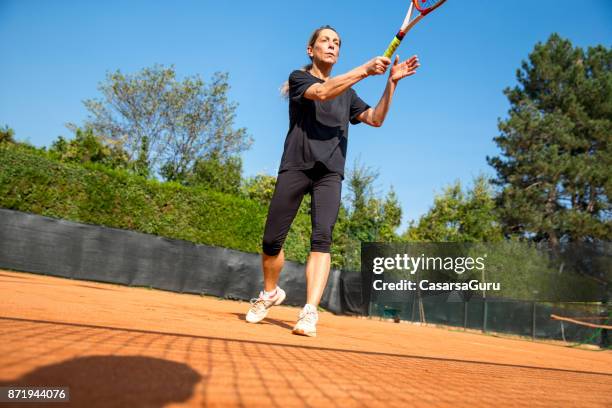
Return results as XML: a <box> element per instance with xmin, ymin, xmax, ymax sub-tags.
<box><xmin>378</xmin><ymin>187</ymin><xmax>402</xmax><ymax>242</ymax></box>
<box><xmin>49</xmin><ymin>126</ymin><xmax>129</xmax><ymax>169</ymax></box>
<box><xmin>403</xmin><ymin>176</ymin><xmax>503</xmax><ymax>242</ymax></box>
<box><xmin>0</xmin><ymin>125</ymin><xmax>15</xmax><ymax>144</ymax></box>
<box><xmin>74</xmin><ymin>64</ymin><xmax>252</xmax><ymax>179</ymax></box>
<box><xmin>487</xmin><ymin>34</ymin><xmax>611</xmax><ymax>246</ymax></box>
<box><xmin>242</xmin><ymin>173</ymin><xmax>278</xmax><ymax>207</ymax></box>
<box><xmin>179</xmin><ymin>150</ymin><xmax>242</xmax><ymax>194</ymax></box>
<box><xmin>337</xmin><ymin>159</ymin><xmax>403</xmax><ymax>270</ymax></box>
<box><xmin>345</xmin><ymin>160</ymin><xmax>381</xmax><ymax>243</ymax></box>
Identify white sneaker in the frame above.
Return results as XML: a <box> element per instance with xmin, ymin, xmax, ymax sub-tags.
<box><xmin>292</xmin><ymin>305</ymin><xmax>318</xmax><ymax>337</ymax></box>
<box><xmin>246</xmin><ymin>287</ymin><xmax>286</xmax><ymax>323</ymax></box>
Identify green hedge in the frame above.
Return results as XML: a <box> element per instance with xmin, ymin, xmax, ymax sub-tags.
<box><xmin>0</xmin><ymin>144</ymin><xmax>312</xmax><ymax>262</ymax></box>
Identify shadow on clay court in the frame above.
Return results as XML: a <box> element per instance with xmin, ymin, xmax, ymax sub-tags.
<box><xmin>231</xmin><ymin>312</ymin><xmax>294</xmax><ymax>330</ymax></box>
<box><xmin>0</xmin><ymin>355</ymin><xmax>201</xmax><ymax>407</ymax></box>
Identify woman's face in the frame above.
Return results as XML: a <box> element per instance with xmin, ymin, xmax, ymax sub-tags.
<box><xmin>308</xmin><ymin>28</ymin><xmax>340</xmax><ymax>66</ymax></box>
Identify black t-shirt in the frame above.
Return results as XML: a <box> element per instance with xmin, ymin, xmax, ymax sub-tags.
<box><xmin>278</xmin><ymin>70</ymin><xmax>370</xmax><ymax>180</ymax></box>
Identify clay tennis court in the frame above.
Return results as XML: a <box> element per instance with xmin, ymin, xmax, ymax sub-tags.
<box><xmin>1</xmin><ymin>269</ymin><xmax>610</xmax><ymax>407</ymax></box>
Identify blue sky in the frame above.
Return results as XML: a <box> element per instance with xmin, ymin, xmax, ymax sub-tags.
<box><xmin>1</xmin><ymin>0</ymin><xmax>611</xmax><ymax>231</ymax></box>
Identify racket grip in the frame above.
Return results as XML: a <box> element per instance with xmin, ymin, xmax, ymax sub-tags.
<box><xmin>383</xmin><ymin>36</ymin><xmax>402</xmax><ymax>58</ymax></box>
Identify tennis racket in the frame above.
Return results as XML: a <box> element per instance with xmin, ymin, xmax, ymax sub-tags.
<box><xmin>383</xmin><ymin>0</ymin><xmax>447</xmax><ymax>58</ymax></box>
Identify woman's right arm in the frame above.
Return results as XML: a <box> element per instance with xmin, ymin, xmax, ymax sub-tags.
<box><xmin>304</xmin><ymin>57</ymin><xmax>391</xmax><ymax>101</ymax></box>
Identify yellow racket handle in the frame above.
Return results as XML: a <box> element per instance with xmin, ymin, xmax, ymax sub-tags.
<box><xmin>383</xmin><ymin>36</ymin><xmax>402</xmax><ymax>58</ymax></box>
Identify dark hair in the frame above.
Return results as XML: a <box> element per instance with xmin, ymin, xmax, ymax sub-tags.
<box><xmin>280</xmin><ymin>25</ymin><xmax>341</xmax><ymax>98</ymax></box>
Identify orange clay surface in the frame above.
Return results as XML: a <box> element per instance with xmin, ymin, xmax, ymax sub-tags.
<box><xmin>1</xmin><ymin>269</ymin><xmax>611</xmax><ymax>408</ymax></box>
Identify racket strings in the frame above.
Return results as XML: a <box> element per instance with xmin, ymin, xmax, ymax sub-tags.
<box><xmin>413</xmin><ymin>0</ymin><xmax>445</xmax><ymax>13</ymax></box>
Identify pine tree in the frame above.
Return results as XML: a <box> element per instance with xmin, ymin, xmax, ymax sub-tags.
<box><xmin>487</xmin><ymin>34</ymin><xmax>611</xmax><ymax>246</ymax></box>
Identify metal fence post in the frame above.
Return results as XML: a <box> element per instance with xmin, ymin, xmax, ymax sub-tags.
<box><xmin>482</xmin><ymin>298</ymin><xmax>488</xmax><ymax>333</ymax></box>
<box><xmin>532</xmin><ymin>301</ymin><xmax>537</xmax><ymax>340</ymax></box>
<box><xmin>463</xmin><ymin>301</ymin><xmax>468</xmax><ymax>330</ymax></box>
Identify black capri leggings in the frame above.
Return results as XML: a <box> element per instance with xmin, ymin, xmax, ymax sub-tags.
<box><xmin>262</xmin><ymin>162</ymin><xmax>342</xmax><ymax>256</ymax></box>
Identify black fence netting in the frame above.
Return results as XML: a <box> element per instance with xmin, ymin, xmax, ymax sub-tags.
<box><xmin>369</xmin><ymin>291</ymin><xmax>607</xmax><ymax>346</ymax></box>
<box><xmin>0</xmin><ymin>208</ymin><xmax>362</xmax><ymax>314</ymax></box>
<box><xmin>1</xmin><ymin>209</ymin><xmax>608</xmax><ymax>347</ymax></box>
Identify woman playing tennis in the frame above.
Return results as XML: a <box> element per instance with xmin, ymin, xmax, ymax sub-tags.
<box><xmin>246</xmin><ymin>25</ymin><xmax>420</xmax><ymax>337</ymax></box>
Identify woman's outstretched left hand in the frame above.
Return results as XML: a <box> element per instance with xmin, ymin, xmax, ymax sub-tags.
<box><xmin>389</xmin><ymin>55</ymin><xmax>420</xmax><ymax>83</ymax></box>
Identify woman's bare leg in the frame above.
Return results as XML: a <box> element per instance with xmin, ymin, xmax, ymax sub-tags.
<box><xmin>305</xmin><ymin>251</ymin><xmax>331</xmax><ymax>306</ymax></box>
<box><xmin>262</xmin><ymin>249</ymin><xmax>284</xmax><ymax>292</ymax></box>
